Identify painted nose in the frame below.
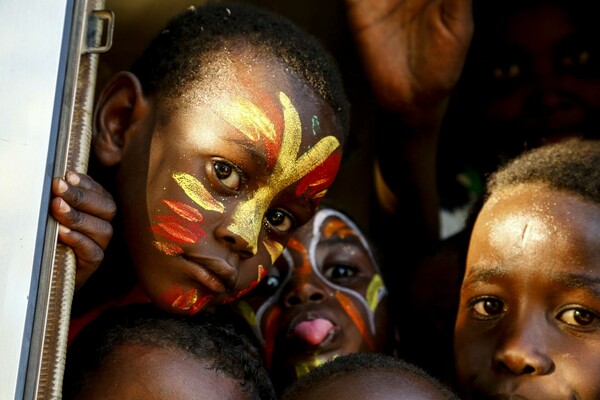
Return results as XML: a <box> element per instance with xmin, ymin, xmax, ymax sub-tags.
<box><xmin>214</xmin><ymin>222</ymin><xmax>256</xmax><ymax>259</ymax></box>
<box><xmin>492</xmin><ymin>322</ymin><xmax>554</xmax><ymax>376</ymax></box>
<box><xmin>283</xmin><ymin>282</ymin><xmax>327</xmax><ymax>307</ymax></box>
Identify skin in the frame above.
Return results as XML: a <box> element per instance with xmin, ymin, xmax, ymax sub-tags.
<box><xmin>454</xmin><ymin>184</ymin><xmax>600</xmax><ymax>399</ymax></box>
<box><xmin>470</xmin><ymin>2</ymin><xmax>600</xmax><ymax>154</ymax></box>
<box><xmin>73</xmin><ymin>343</ymin><xmax>249</xmax><ymax>400</ymax></box>
<box><xmin>343</xmin><ymin>0</ymin><xmax>473</xmax><ymax>239</ymax></box>
<box><xmin>478</xmin><ymin>4</ymin><xmax>600</xmax><ymax>150</ymax></box>
<box><xmin>93</xmin><ymin>44</ymin><xmax>344</xmax><ymax>316</ymax></box>
<box><xmin>284</xmin><ymin>370</ymin><xmax>453</xmax><ymax>400</ymax></box>
<box><xmin>51</xmin><ymin>171</ymin><xmax>116</xmax><ymax>291</ymax></box>
<box><xmin>234</xmin><ymin>208</ymin><xmax>390</xmax><ymax>389</ymax></box>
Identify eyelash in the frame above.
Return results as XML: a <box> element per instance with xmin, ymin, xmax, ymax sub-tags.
<box><xmin>557</xmin><ymin>306</ymin><xmax>600</xmax><ymax>330</ymax></box>
<box><xmin>212</xmin><ymin>159</ymin><xmax>245</xmax><ymax>192</ymax></box>
<box><xmin>469</xmin><ymin>296</ymin><xmax>506</xmax><ymax>320</ymax></box>
<box><xmin>210</xmin><ymin>159</ymin><xmax>298</xmax><ymax>236</ymax></box>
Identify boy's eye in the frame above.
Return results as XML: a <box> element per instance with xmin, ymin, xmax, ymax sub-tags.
<box><xmin>265</xmin><ymin>209</ymin><xmax>294</xmax><ymax>234</ymax></box>
<box><xmin>472</xmin><ymin>297</ymin><xmax>505</xmax><ymax>317</ymax></box>
<box><xmin>323</xmin><ymin>264</ymin><xmax>356</xmax><ymax>281</ymax></box>
<box><xmin>214</xmin><ymin>160</ymin><xmax>241</xmax><ymax>190</ymax></box>
<box><xmin>558</xmin><ymin>307</ymin><xmax>599</xmax><ymax>327</ymax></box>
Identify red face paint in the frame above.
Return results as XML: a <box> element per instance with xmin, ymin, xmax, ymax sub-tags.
<box><xmin>295</xmin><ymin>151</ymin><xmax>342</xmax><ymax>206</ymax></box>
<box><xmin>335</xmin><ymin>291</ymin><xmax>375</xmax><ymax>351</ymax></box>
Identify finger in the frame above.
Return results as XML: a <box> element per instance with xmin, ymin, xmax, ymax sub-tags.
<box><xmin>57</xmin><ymin>225</ymin><xmax>104</xmax><ymax>291</ymax></box>
<box><xmin>53</xmin><ymin>176</ymin><xmax>117</xmax><ymax>222</ymax></box>
<box><xmin>65</xmin><ymin>171</ymin><xmax>111</xmax><ymax>197</ymax></box>
<box><xmin>51</xmin><ymin>197</ymin><xmax>114</xmax><ymax>249</ymax></box>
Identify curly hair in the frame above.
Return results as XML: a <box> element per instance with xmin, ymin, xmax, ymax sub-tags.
<box><xmin>486</xmin><ymin>138</ymin><xmax>600</xmax><ymax>204</ymax></box>
<box><xmin>130</xmin><ymin>1</ymin><xmax>350</xmax><ymax>137</ymax></box>
<box><xmin>63</xmin><ymin>303</ymin><xmax>276</xmax><ymax>400</ymax></box>
<box><xmin>281</xmin><ymin>352</ymin><xmax>460</xmax><ymax>400</ymax></box>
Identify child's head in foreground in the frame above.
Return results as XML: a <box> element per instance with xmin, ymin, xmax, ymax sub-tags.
<box><xmin>231</xmin><ymin>207</ymin><xmax>395</xmax><ymax>392</ymax></box>
<box><xmin>62</xmin><ymin>303</ymin><xmax>276</xmax><ymax>400</ymax></box>
<box><xmin>281</xmin><ymin>352</ymin><xmax>461</xmax><ymax>400</ymax></box>
<box><xmin>454</xmin><ymin>138</ymin><xmax>600</xmax><ymax>399</ymax></box>
<box><xmin>90</xmin><ymin>1</ymin><xmax>349</xmax><ymax>314</ymax></box>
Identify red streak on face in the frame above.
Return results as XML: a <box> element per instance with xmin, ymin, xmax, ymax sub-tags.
<box><xmin>223</xmin><ymin>265</ymin><xmax>268</xmax><ymax>303</ymax></box>
<box><xmin>295</xmin><ymin>151</ymin><xmax>342</xmax><ymax>205</ymax></box>
<box><xmin>162</xmin><ymin>199</ymin><xmax>204</xmax><ymax>222</ymax></box>
<box><xmin>335</xmin><ymin>291</ymin><xmax>374</xmax><ymax>351</ymax></box>
<box><xmin>150</xmin><ymin>215</ymin><xmax>206</xmax><ymax>244</ymax></box>
<box><xmin>161</xmin><ymin>284</ymin><xmax>212</xmax><ymax>315</ymax></box>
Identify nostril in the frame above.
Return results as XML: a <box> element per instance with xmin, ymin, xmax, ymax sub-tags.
<box><xmin>522</xmin><ymin>365</ymin><xmax>535</xmax><ymax>374</ymax></box>
<box><xmin>287</xmin><ymin>295</ymin><xmax>301</xmax><ymax>306</ymax></box>
<box><xmin>309</xmin><ymin>292</ymin><xmax>324</xmax><ymax>302</ymax></box>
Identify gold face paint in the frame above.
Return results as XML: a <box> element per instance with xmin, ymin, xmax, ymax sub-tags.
<box><xmin>264</xmin><ymin>240</ymin><xmax>284</xmax><ymax>264</ymax></box>
<box><xmin>294</xmin><ymin>354</ymin><xmax>332</xmax><ymax>379</ymax></box>
<box><xmin>233</xmin><ymin>300</ymin><xmax>257</xmax><ymax>327</ymax></box>
<box><xmin>173</xmin><ymin>172</ymin><xmax>225</xmax><ymax>213</ymax></box>
<box><xmin>366</xmin><ymin>274</ymin><xmax>385</xmax><ymax>312</ymax></box>
<box><xmin>227</xmin><ymin>92</ymin><xmax>340</xmax><ymax>253</ymax></box>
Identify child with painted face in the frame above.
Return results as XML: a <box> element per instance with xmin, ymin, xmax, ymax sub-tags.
<box><xmin>454</xmin><ymin>138</ymin><xmax>600</xmax><ymax>400</ymax></box>
<box><xmin>69</xmin><ymin>2</ymin><xmax>349</xmax><ymax>340</ymax></box>
<box><xmin>232</xmin><ymin>207</ymin><xmax>394</xmax><ymax>394</ymax></box>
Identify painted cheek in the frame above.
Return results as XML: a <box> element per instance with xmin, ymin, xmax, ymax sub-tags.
<box><xmin>335</xmin><ymin>291</ymin><xmax>375</xmax><ymax>351</ymax></box>
<box><xmin>295</xmin><ymin>150</ymin><xmax>342</xmax><ymax>206</ymax></box>
<box><xmin>149</xmin><ymin>175</ymin><xmax>220</xmax><ymax>256</ymax></box>
<box><xmin>366</xmin><ymin>274</ymin><xmax>386</xmax><ymax>312</ymax></box>
<box><xmin>161</xmin><ymin>283</ymin><xmax>213</xmax><ymax>315</ymax></box>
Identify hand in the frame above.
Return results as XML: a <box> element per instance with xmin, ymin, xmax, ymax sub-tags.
<box><xmin>50</xmin><ymin>171</ymin><xmax>116</xmax><ymax>291</ymax></box>
<box><xmin>344</xmin><ymin>0</ymin><xmax>473</xmax><ymax>117</ymax></box>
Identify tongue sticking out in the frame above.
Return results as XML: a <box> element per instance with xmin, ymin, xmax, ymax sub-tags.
<box><xmin>293</xmin><ymin>318</ymin><xmax>334</xmax><ymax>345</ymax></box>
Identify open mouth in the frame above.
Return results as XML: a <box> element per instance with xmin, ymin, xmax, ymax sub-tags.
<box><xmin>290</xmin><ymin>317</ymin><xmax>337</xmax><ymax>346</ymax></box>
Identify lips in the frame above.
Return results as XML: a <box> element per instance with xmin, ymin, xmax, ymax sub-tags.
<box><xmin>292</xmin><ymin>318</ymin><xmax>335</xmax><ymax>346</ymax></box>
<box><xmin>183</xmin><ymin>255</ymin><xmax>237</xmax><ymax>294</ymax></box>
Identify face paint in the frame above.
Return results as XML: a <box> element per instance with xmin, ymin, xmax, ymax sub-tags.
<box><xmin>162</xmin><ymin>284</ymin><xmax>213</xmax><ymax>315</ymax></box>
<box><xmin>295</xmin><ymin>354</ymin><xmax>332</xmax><ymax>379</ymax></box>
<box><xmin>335</xmin><ymin>291</ymin><xmax>374</xmax><ymax>351</ymax></box>
<box><xmin>226</xmin><ymin>93</ymin><xmax>340</xmax><ymax>253</ymax></box>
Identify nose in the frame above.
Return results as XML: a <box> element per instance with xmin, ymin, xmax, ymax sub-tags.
<box><xmin>492</xmin><ymin>319</ymin><xmax>554</xmax><ymax>376</ymax></box>
<box><xmin>214</xmin><ymin>222</ymin><xmax>256</xmax><ymax>259</ymax></box>
<box><xmin>283</xmin><ymin>281</ymin><xmax>327</xmax><ymax>307</ymax></box>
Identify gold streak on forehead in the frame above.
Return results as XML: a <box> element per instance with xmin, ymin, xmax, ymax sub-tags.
<box><xmin>216</xmin><ymin>97</ymin><xmax>277</xmax><ymax>142</ymax></box>
<box><xmin>228</xmin><ymin>92</ymin><xmax>340</xmax><ymax>250</ymax></box>
<box><xmin>173</xmin><ymin>172</ymin><xmax>224</xmax><ymax>213</ymax></box>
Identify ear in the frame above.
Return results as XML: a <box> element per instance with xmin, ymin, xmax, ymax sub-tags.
<box><xmin>93</xmin><ymin>71</ymin><xmax>150</xmax><ymax>166</ymax></box>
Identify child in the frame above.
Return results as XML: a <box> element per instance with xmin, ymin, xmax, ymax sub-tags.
<box><xmin>281</xmin><ymin>352</ymin><xmax>461</xmax><ymax>400</ymax></box>
<box><xmin>232</xmin><ymin>207</ymin><xmax>396</xmax><ymax>394</ymax></box>
<box><xmin>454</xmin><ymin>138</ymin><xmax>600</xmax><ymax>399</ymax></box>
<box><xmin>62</xmin><ymin>303</ymin><xmax>276</xmax><ymax>400</ymax></box>
<box><xmin>66</xmin><ymin>1</ymin><xmax>350</xmax><ymax>340</ymax></box>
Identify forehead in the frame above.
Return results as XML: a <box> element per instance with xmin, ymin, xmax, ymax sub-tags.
<box><xmin>468</xmin><ymin>184</ymin><xmax>600</xmax><ymax>275</ymax></box>
<box><xmin>166</xmin><ymin>45</ymin><xmax>341</xmax><ymax>146</ymax></box>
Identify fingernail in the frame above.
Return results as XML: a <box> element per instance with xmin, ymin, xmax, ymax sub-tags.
<box><xmin>58</xmin><ymin>198</ymin><xmax>70</xmax><ymax>213</ymax></box>
<box><xmin>66</xmin><ymin>171</ymin><xmax>80</xmax><ymax>186</ymax></box>
<box><xmin>58</xmin><ymin>224</ymin><xmax>71</xmax><ymax>234</ymax></box>
<box><xmin>57</xmin><ymin>179</ymin><xmax>68</xmax><ymax>194</ymax></box>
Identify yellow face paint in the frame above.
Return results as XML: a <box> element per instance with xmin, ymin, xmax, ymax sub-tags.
<box><xmin>217</xmin><ymin>97</ymin><xmax>277</xmax><ymax>142</ymax></box>
<box><xmin>228</xmin><ymin>92</ymin><xmax>340</xmax><ymax>252</ymax></box>
<box><xmin>173</xmin><ymin>172</ymin><xmax>225</xmax><ymax>213</ymax></box>
<box><xmin>366</xmin><ymin>274</ymin><xmax>385</xmax><ymax>312</ymax></box>
<box><xmin>233</xmin><ymin>300</ymin><xmax>257</xmax><ymax>327</ymax></box>
<box><xmin>294</xmin><ymin>354</ymin><xmax>333</xmax><ymax>379</ymax></box>
<box><xmin>264</xmin><ymin>240</ymin><xmax>284</xmax><ymax>264</ymax></box>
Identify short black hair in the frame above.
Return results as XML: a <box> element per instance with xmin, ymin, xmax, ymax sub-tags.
<box><xmin>281</xmin><ymin>352</ymin><xmax>460</xmax><ymax>400</ymax></box>
<box><xmin>486</xmin><ymin>138</ymin><xmax>600</xmax><ymax>205</ymax></box>
<box><xmin>130</xmin><ymin>1</ymin><xmax>350</xmax><ymax>138</ymax></box>
<box><xmin>63</xmin><ymin>303</ymin><xmax>276</xmax><ymax>400</ymax></box>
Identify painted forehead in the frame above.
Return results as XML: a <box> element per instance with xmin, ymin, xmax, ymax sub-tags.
<box><xmin>310</xmin><ymin>208</ymin><xmax>378</xmax><ymax>266</ymax></box>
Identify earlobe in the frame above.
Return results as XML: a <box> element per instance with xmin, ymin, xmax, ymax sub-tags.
<box><xmin>93</xmin><ymin>71</ymin><xmax>149</xmax><ymax>166</ymax></box>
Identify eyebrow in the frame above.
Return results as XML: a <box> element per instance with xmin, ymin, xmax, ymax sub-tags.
<box><xmin>553</xmin><ymin>271</ymin><xmax>600</xmax><ymax>296</ymax></box>
<box><xmin>464</xmin><ymin>266</ymin><xmax>600</xmax><ymax>296</ymax></box>
<box><xmin>224</xmin><ymin>137</ymin><xmax>268</xmax><ymax>167</ymax></box>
